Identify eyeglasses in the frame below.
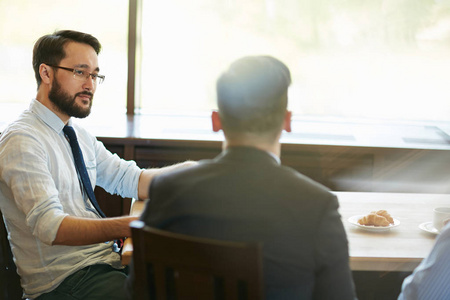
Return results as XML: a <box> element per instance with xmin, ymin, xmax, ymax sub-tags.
<box><xmin>47</xmin><ymin>65</ymin><xmax>105</xmax><ymax>84</ymax></box>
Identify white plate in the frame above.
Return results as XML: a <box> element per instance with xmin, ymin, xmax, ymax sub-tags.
<box><xmin>348</xmin><ymin>215</ymin><xmax>400</xmax><ymax>232</ymax></box>
<box><xmin>418</xmin><ymin>221</ymin><xmax>439</xmax><ymax>235</ymax></box>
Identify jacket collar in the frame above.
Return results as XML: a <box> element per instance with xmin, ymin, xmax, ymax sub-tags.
<box><xmin>216</xmin><ymin>146</ymin><xmax>281</xmax><ymax>165</ymax></box>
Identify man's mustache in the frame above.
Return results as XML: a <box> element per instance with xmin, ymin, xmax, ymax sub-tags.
<box><xmin>76</xmin><ymin>91</ymin><xmax>93</xmax><ymax>99</ymax></box>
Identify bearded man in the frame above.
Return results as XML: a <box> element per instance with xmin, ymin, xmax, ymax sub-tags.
<box><xmin>0</xmin><ymin>30</ymin><xmax>194</xmax><ymax>300</ymax></box>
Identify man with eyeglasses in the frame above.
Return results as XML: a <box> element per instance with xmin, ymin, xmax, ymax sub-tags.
<box><xmin>0</xmin><ymin>30</ymin><xmax>194</xmax><ymax>299</ymax></box>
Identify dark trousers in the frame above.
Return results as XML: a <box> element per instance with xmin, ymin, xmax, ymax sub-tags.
<box><xmin>36</xmin><ymin>264</ymin><xmax>128</xmax><ymax>300</ymax></box>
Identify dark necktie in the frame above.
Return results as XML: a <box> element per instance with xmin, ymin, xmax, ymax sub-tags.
<box><xmin>63</xmin><ymin>125</ymin><xmax>106</xmax><ymax>218</ymax></box>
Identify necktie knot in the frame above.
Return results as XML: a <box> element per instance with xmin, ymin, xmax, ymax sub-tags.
<box><xmin>63</xmin><ymin>125</ymin><xmax>77</xmax><ymax>143</ymax></box>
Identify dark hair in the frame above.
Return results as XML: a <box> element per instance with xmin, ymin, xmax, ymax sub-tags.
<box><xmin>32</xmin><ymin>30</ymin><xmax>102</xmax><ymax>87</ymax></box>
<box><xmin>216</xmin><ymin>56</ymin><xmax>291</xmax><ymax>139</ymax></box>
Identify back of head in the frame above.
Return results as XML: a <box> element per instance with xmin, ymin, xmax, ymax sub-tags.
<box><xmin>32</xmin><ymin>30</ymin><xmax>101</xmax><ymax>88</ymax></box>
<box><xmin>216</xmin><ymin>56</ymin><xmax>291</xmax><ymax>141</ymax></box>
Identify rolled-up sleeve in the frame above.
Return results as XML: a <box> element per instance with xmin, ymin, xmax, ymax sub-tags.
<box><xmin>94</xmin><ymin>140</ymin><xmax>142</xmax><ymax>199</ymax></box>
<box><xmin>0</xmin><ymin>132</ymin><xmax>69</xmax><ymax>245</ymax></box>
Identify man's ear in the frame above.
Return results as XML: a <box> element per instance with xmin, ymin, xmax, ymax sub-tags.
<box><xmin>211</xmin><ymin>110</ymin><xmax>223</xmax><ymax>132</ymax></box>
<box><xmin>39</xmin><ymin>63</ymin><xmax>52</xmax><ymax>85</ymax></box>
<box><xmin>283</xmin><ymin>110</ymin><xmax>292</xmax><ymax>133</ymax></box>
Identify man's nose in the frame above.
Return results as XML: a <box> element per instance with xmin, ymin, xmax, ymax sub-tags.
<box><xmin>83</xmin><ymin>75</ymin><xmax>96</xmax><ymax>91</ymax></box>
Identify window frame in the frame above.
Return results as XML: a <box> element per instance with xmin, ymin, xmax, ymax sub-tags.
<box><xmin>127</xmin><ymin>0</ymin><xmax>139</xmax><ymax>115</ymax></box>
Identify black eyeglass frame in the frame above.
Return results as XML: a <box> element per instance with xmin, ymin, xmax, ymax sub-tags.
<box><xmin>46</xmin><ymin>64</ymin><xmax>105</xmax><ymax>84</ymax></box>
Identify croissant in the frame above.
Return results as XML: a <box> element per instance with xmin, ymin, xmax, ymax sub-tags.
<box><xmin>372</xmin><ymin>210</ymin><xmax>394</xmax><ymax>224</ymax></box>
<box><xmin>358</xmin><ymin>213</ymin><xmax>390</xmax><ymax>226</ymax></box>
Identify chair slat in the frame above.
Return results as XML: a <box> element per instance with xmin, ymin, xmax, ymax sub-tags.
<box><xmin>130</xmin><ymin>220</ymin><xmax>264</xmax><ymax>300</ymax></box>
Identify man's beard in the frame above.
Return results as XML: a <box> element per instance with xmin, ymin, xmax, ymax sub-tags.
<box><xmin>48</xmin><ymin>78</ymin><xmax>93</xmax><ymax>119</ymax></box>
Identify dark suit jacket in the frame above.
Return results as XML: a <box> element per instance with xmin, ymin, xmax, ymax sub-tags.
<box><xmin>133</xmin><ymin>146</ymin><xmax>356</xmax><ymax>299</ymax></box>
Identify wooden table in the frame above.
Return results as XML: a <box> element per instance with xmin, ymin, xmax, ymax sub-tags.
<box><xmin>335</xmin><ymin>191</ymin><xmax>447</xmax><ymax>272</ymax></box>
<box><xmin>122</xmin><ymin>192</ymin><xmax>449</xmax><ymax>271</ymax></box>
<box><xmin>122</xmin><ymin>199</ymin><xmax>145</xmax><ymax>265</ymax></box>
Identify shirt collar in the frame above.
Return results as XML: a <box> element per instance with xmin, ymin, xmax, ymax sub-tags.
<box><xmin>266</xmin><ymin>151</ymin><xmax>281</xmax><ymax>165</ymax></box>
<box><xmin>29</xmin><ymin>98</ymin><xmax>70</xmax><ymax>133</ymax></box>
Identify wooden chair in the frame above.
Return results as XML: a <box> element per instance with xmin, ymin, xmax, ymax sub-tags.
<box><xmin>0</xmin><ymin>210</ymin><xmax>23</xmax><ymax>300</ymax></box>
<box><xmin>130</xmin><ymin>220</ymin><xmax>264</xmax><ymax>300</ymax></box>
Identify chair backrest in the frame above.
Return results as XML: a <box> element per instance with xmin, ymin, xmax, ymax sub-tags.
<box><xmin>130</xmin><ymin>220</ymin><xmax>264</xmax><ymax>300</ymax></box>
<box><xmin>0</xmin><ymin>210</ymin><xmax>23</xmax><ymax>299</ymax></box>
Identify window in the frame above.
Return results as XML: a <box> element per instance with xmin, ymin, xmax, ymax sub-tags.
<box><xmin>0</xmin><ymin>0</ymin><xmax>128</xmax><ymax>123</ymax></box>
<box><xmin>139</xmin><ymin>0</ymin><xmax>450</xmax><ymax>122</ymax></box>
<box><xmin>2</xmin><ymin>0</ymin><xmax>450</xmax><ymax>138</ymax></box>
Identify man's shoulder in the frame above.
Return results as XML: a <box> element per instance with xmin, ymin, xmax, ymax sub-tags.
<box><xmin>1</xmin><ymin>113</ymin><xmax>41</xmax><ymax>142</ymax></box>
<box><xmin>154</xmin><ymin>157</ymin><xmax>332</xmax><ymax>197</ymax></box>
<box><xmin>276</xmin><ymin>163</ymin><xmax>332</xmax><ymax>192</ymax></box>
<box><xmin>154</xmin><ymin>158</ymin><xmax>216</xmax><ymax>181</ymax></box>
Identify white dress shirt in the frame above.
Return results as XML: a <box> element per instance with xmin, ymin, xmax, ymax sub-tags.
<box><xmin>0</xmin><ymin>99</ymin><xmax>142</xmax><ymax>299</ymax></box>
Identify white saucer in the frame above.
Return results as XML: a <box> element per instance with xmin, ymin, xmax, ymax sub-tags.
<box><xmin>419</xmin><ymin>222</ymin><xmax>439</xmax><ymax>235</ymax></box>
<box><xmin>348</xmin><ymin>215</ymin><xmax>400</xmax><ymax>232</ymax></box>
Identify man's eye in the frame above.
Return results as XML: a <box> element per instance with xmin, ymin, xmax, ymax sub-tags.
<box><xmin>74</xmin><ymin>69</ymin><xmax>85</xmax><ymax>76</ymax></box>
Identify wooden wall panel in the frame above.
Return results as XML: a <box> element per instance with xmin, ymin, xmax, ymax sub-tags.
<box><xmin>95</xmin><ymin>137</ymin><xmax>450</xmax><ymax>216</ymax></box>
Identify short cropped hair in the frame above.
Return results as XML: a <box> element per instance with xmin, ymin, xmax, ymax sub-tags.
<box><xmin>32</xmin><ymin>30</ymin><xmax>101</xmax><ymax>87</ymax></box>
<box><xmin>216</xmin><ymin>56</ymin><xmax>291</xmax><ymax>140</ymax></box>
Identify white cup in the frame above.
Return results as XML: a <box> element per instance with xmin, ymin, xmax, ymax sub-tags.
<box><xmin>433</xmin><ymin>207</ymin><xmax>450</xmax><ymax>232</ymax></box>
